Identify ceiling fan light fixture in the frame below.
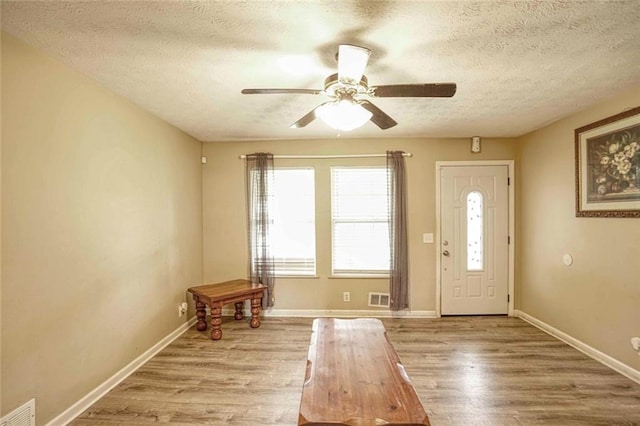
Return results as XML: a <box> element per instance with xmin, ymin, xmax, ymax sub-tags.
<box><xmin>316</xmin><ymin>99</ymin><xmax>372</xmax><ymax>131</ymax></box>
<box><xmin>242</xmin><ymin>44</ymin><xmax>457</xmax><ymax>132</ymax></box>
<box><xmin>337</xmin><ymin>44</ymin><xmax>371</xmax><ymax>85</ymax></box>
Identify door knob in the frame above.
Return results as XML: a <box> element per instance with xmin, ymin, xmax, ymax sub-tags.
<box><xmin>443</xmin><ymin>250</ymin><xmax>450</xmax><ymax>256</ymax></box>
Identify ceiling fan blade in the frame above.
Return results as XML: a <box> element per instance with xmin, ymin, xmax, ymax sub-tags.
<box><xmin>290</xmin><ymin>102</ymin><xmax>331</xmax><ymax>128</ymax></box>
<box><xmin>370</xmin><ymin>83</ymin><xmax>457</xmax><ymax>98</ymax></box>
<box><xmin>359</xmin><ymin>100</ymin><xmax>398</xmax><ymax>130</ymax></box>
<box><xmin>337</xmin><ymin>44</ymin><xmax>371</xmax><ymax>85</ymax></box>
<box><xmin>241</xmin><ymin>88</ymin><xmax>322</xmax><ymax>95</ymax></box>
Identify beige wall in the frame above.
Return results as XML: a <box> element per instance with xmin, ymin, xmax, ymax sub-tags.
<box><xmin>1</xmin><ymin>33</ymin><xmax>203</xmax><ymax>423</ymax></box>
<box><xmin>516</xmin><ymin>87</ymin><xmax>640</xmax><ymax>370</ymax></box>
<box><xmin>203</xmin><ymin>138</ymin><xmax>516</xmax><ymax>312</ymax></box>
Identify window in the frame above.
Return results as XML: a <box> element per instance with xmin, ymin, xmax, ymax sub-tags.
<box><xmin>270</xmin><ymin>168</ymin><xmax>316</xmax><ymax>276</ymax></box>
<box><xmin>467</xmin><ymin>191</ymin><xmax>483</xmax><ymax>271</ymax></box>
<box><xmin>331</xmin><ymin>167</ymin><xmax>390</xmax><ymax>275</ymax></box>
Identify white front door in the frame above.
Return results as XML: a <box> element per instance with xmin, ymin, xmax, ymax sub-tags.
<box><xmin>440</xmin><ymin>165</ymin><xmax>509</xmax><ymax>315</ymax></box>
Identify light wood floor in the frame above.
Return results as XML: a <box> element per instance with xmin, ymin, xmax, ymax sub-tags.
<box><xmin>72</xmin><ymin>316</ymin><xmax>640</xmax><ymax>425</ymax></box>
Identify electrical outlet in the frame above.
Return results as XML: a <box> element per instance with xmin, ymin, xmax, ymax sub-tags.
<box><xmin>343</xmin><ymin>292</ymin><xmax>350</xmax><ymax>302</ymax></box>
<box><xmin>178</xmin><ymin>302</ymin><xmax>188</xmax><ymax>317</ymax></box>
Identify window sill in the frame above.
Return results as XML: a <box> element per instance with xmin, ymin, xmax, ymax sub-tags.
<box><xmin>276</xmin><ymin>275</ymin><xmax>320</xmax><ymax>279</ymax></box>
<box><xmin>329</xmin><ymin>275</ymin><xmax>389</xmax><ymax>279</ymax></box>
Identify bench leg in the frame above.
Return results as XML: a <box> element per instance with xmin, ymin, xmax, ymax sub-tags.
<box><xmin>210</xmin><ymin>304</ymin><xmax>223</xmax><ymax>340</ymax></box>
<box><xmin>250</xmin><ymin>297</ymin><xmax>261</xmax><ymax>328</ymax></box>
<box><xmin>195</xmin><ymin>299</ymin><xmax>207</xmax><ymax>331</ymax></box>
<box><xmin>234</xmin><ymin>301</ymin><xmax>244</xmax><ymax>320</ymax></box>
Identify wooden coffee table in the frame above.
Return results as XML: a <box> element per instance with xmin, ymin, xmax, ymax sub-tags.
<box><xmin>188</xmin><ymin>279</ymin><xmax>266</xmax><ymax>340</ymax></box>
<box><xmin>298</xmin><ymin>318</ymin><xmax>430</xmax><ymax>425</ymax></box>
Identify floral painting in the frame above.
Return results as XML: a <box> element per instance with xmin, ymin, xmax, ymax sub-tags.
<box><xmin>575</xmin><ymin>106</ymin><xmax>640</xmax><ymax>217</ymax></box>
<box><xmin>587</xmin><ymin>126</ymin><xmax>640</xmax><ymax>200</ymax></box>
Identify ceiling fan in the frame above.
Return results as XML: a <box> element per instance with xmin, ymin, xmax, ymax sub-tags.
<box><xmin>241</xmin><ymin>44</ymin><xmax>457</xmax><ymax>131</ymax></box>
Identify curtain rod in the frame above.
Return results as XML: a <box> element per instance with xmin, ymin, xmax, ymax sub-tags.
<box><xmin>239</xmin><ymin>153</ymin><xmax>412</xmax><ymax>159</ymax></box>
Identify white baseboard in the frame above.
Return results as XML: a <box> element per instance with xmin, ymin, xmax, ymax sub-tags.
<box><xmin>515</xmin><ymin>310</ymin><xmax>640</xmax><ymax>384</ymax></box>
<box><xmin>266</xmin><ymin>308</ymin><xmax>438</xmax><ymax>318</ymax></box>
<box><xmin>47</xmin><ymin>317</ymin><xmax>197</xmax><ymax>426</ymax></box>
<box><xmin>221</xmin><ymin>307</ymin><xmax>437</xmax><ymax>318</ymax></box>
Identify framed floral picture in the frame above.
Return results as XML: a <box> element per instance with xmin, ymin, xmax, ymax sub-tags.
<box><xmin>575</xmin><ymin>106</ymin><xmax>640</xmax><ymax>217</ymax></box>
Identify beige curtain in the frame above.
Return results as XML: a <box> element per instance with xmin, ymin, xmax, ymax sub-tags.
<box><xmin>245</xmin><ymin>153</ymin><xmax>275</xmax><ymax>308</ymax></box>
<box><xmin>387</xmin><ymin>151</ymin><xmax>409</xmax><ymax>310</ymax></box>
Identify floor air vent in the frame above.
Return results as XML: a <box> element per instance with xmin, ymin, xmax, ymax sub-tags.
<box><xmin>368</xmin><ymin>292</ymin><xmax>390</xmax><ymax>308</ymax></box>
<box><xmin>0</xmin><ymin>399</ymin><xmax>35</xmax><ymax>426</ymax></box>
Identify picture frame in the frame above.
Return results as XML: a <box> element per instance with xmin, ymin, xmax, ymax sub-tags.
<box><xmin>575</xmin><ymin>106</ymin><xmax>640</xmax><ymax>218</ymax></box>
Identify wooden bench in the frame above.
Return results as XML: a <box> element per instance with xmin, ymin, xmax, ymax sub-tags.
<box><xmin>298</xmin><ymin>318</ymin><xmax>430</xmax><ymax>425</ymax></box>
<box><xmin>188</xmin><ymin>279</ymin><xmax>266</xmax><ymax>340</ymax></box>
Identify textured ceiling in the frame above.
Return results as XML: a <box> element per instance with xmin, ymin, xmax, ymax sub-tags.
<box><xmin>2</xmin><ymin>1</ymin><xmax>640</xmax><ymax>141</ymax></box>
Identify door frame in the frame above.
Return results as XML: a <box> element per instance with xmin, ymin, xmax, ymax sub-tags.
<box><xmin>435</xmin><ymin>160</ymin><xmax>515</xmax><ymax>317</ymax></box>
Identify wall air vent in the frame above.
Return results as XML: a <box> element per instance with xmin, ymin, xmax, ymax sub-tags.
<box><xmin>368</xmin><ymin>292</ymin><xmax>390</xmax><ymax>308</ymax></box>
<box><xmin>0</xmin><ymin>398</ymin><xmax>35</xmax><ymax>426</ymax></box>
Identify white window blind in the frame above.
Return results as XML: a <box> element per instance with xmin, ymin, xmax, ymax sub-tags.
<box><xmin>270</xmin><ymin>168</ymin><xmax>316</xmax><ymax>275</ymax></box>
<box><xmin>331</xmin><ymin>167</ymin><xmax>390</xmax><ymax>275</ymax></box>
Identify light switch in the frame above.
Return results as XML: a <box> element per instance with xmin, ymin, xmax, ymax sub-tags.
<box><xmin>423</xmin><ymin>233</ymin><xmax>434</xmax><ymax>244</ymax></box>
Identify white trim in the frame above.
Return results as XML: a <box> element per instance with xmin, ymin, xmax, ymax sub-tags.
<box><xmin>276</xmin><ymin>275</ymin><xmax>320</xmax><ymax>279</ymax></box>
<box><xmin>266</xmin><ymin>309</ymin><xmax>437</xmax><ymax>318</ymax></box>
<box><xmin>47</xmin><ymin>317</ymin><xmax>197</xmax><ymax>426</ymax></box>
<box><xmin>328</xmin><ymin>275</ymin><xmax>389</xmax><ymax>279</ymax></box>
<box><xmin>435</xmin><ymin>160</ymin><xmax>515</xmax><ymax>317</ymax></box>
<box><xmin>221</xmin><ymin>307</ymin><xmax>436</xmax><ymax>318</ymax></box>
<box><xmin>515</xmin><ymin>310</ymin><xmax>640</xmax><ymax>384</ymax></box>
